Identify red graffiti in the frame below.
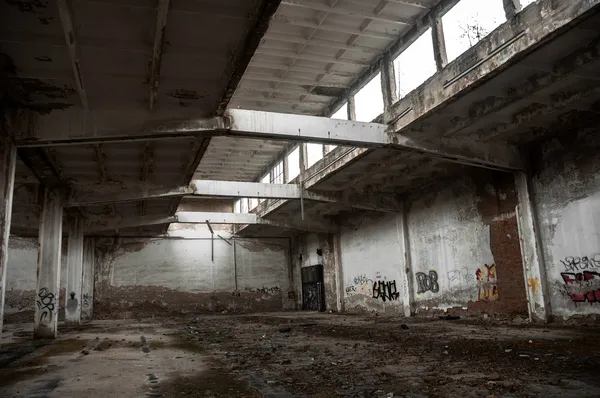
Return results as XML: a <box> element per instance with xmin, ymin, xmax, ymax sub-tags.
<box><xmin>561</xmin><ymin>271</ymin><xmax>600</xmax><ymax>303</ymax></box>
<box><xmin>476</xmin><ymin>264</ymin><xmax>498</xmax><ymax>302</ymax></box>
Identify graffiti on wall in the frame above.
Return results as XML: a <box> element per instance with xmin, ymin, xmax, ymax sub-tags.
<box><xmin>560</xmin><ymin>255</ymin><xmax>600</xmax><ymax>272</ymax></box>
<box><xmin>372</xmin><ymin>280</ymin><xmax>400</xmax><ymax>302</ymax></box>
<box><xmin>346</xmin><ymin>273</ymin><xmax>401</xmax><ymax>303</ymax></box>
<box><xmin>476</xmin><ymin>264</ymin><xmax>498</xmax><ymax>302</ymax></box>
<box><xmin>415</xmin><ymin>271</ymin><xmax>439</xmax><ymax>294</ymax></box>
<box><xmin>82</xmin><ymin>293</ymin><xmax>92</xmax><ymax>309</ymax></box>
<box><xmin>36</xmin><ymin>287</ymin><xmax>55</xmax><ymax>324</ymax></box>
<box><xmin>447</xmin><ymin>268</ymin><xmax>475</xmax><ymax>289</ymax></box>
<box><xmin>346</xmin><ymin>274</ymin><xmax>374</xmax><ymax>296</ymax></box>
<box><xmin>560</xmin><ymin>271</ymin><xmax>600</xmax><ymax>304</ymax></box>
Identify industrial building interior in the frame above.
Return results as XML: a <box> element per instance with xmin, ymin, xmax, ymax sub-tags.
<box><xmin>0</xmin><ymin>0</ymin><xmax>599</xmax><ymax>396</ymax></box>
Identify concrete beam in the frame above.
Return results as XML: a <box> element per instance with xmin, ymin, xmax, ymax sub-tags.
<box><xmin>0</xmin><ymin>136</ymin><xmax>17</xmax><ymax>343</ymax></box>
<box><xmin>34</xmin><ymin>189</ymin><xmax>63</xmax><ymax>339</ymax></box>
<box><xmin>18</xmin><ymin>108</ymin><xmax>521</xmax><ymax>170</ymax></box>
<box><xmin>88</xmin><ymin>212</ymin><xmax>336</xmax><ymax>234</ymax></box>
<box><xmin>86</xmin><ymin>215</ymin><xmax>177</xmax><ymax>232</ymax></box>
<box><xmin>148</xmin><ymin>0</ymin><xmax>170</xmax><ymax>111</ymax></box>
<box><xmin>57</xmin><ymin>0</ymin><xmax>88</xmax><ymax>109</ymax></box>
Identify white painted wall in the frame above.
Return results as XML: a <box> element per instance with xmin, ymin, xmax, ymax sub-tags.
<box><xmin>533</xmin><ymin>131</ymin><xmax>600</xmax><ymax>319</ymax></box>
<box><xmin>340</xmin><ymin>214</ymin><xmax>404</xmax><ymax>313</ymax></box>
<box><xmin>408</xmin><ymin>179</ymin><xmax>495</xmax><ymax>311</ymax></box>
<box><xmin>108</xmin><ymin>237</ymin><xmax>288</xmax><ymax>294</ymax></box>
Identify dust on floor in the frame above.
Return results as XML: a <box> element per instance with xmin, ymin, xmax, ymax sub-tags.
<box><xmin>0</xmin><ymin>313</ymin><xmax>599</xmax><ymax>397</ymax></box>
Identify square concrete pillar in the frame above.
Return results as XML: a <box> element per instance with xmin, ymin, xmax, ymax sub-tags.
<box><xmin>65</xmin><ymin>216</ymin><xmax>84</xmax><ymax>324</ymax></box>
<box><xmin>34</xmin><ymin>189</ymin><xmax>63</xmax><ymax>339</ymax></box>
<box><xmin>0</xmin><ymin>137</ymin><xmax>17</xmax><ymax>343</ymax></box>
<box><xmin>515</xmin><ymin>171</ymin><xmax>550</xmax><ymax>322</ymax></box>
<box><xmin>81</xmin><ymin>238</ymin><xmax>95</xmax><ymax>320</ymax></box>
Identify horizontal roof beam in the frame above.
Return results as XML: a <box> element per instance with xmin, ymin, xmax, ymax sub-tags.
<box><xmin>17</xmin><ymin>109</ymin><xmax>522</xmax><ymax>171</ymax></box>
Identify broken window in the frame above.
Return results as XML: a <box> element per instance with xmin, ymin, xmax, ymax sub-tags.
<box><xmin>249</xmin><ymin>198</ymin><xmax>258</xmax><ymax>210</ymax></box>
<box><xmin>520</xmin><ymin>0</ymin><xmax>536</xmax><ymax>8</ymax></box>
<box><xmin>331</xmin><ymin>103</ymin><xmax>348</xmax><ymax>120</ymax></box>
<box><xmin>394</xmin><ymin>28</ymin><xmax>437</xmax><ymax>98</ymax></box>
<box><xmin>354</xmin><ymin>72</ymin><xmax>384</xmax><ymax>122</ymax></box>
<box><xmin>442</xmin><ymin>0</ymin><xmax>506</xmax><ymax>63</ymax></box>
<box><xmin>259</xmin><ymin>173</ymin><xmax>270</xmax><ymax>203</ymax></box>
<box><xmin>287</xmin><ymin>147</ymin><xmax>300</xmax><ymax>182</ymax></box>
<box><xmin>272</xmin><ymin>161</ymin><xmax>284</xmax><ymax>184</ymax></box>
<box><xmin>306</xmin><ymin>143</ymin><xmax>323</xmax><ymax>169</ymax></box>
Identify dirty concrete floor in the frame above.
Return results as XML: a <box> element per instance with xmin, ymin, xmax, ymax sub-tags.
<box><xmin>1</xmin><ymin>313</ymin><xmax>599</xmax><ymax>397</ymax></box>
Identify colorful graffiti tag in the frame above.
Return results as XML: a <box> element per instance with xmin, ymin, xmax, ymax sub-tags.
<box><xmin>560</xmin><ymin>271</ymin><xmax>600</xmax><ymax>304</ymax></box>
<box><xmin>476</xmin><ymin>264</ymin><xmax>498</xmax><ymax>302</ymax></box>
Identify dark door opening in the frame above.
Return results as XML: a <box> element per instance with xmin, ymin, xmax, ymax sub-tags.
<box><xmin>301</xmin><ymin>264</ymin><xmax>325</xmax><ymax>311</ymax></box>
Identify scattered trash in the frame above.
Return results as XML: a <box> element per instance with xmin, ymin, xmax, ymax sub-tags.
<box><xmin>279</xmin><ymin>326</ymin><xmax>292</xmax><ymax>333</ymax></box>
<box><xmin>505</xmin><ymin>349</ymin><xmax>512</xmax><ymax>353</ymax></box>
<box><xmin>529</xmin><ymin>340</ymin><xmax>533</xmax><ymax>344</ymax></box>
<box><xmin>400</xmin><ymin>324</ymin><xmax>409</xmax><ymax>330</ymax></box>
<box><xmin>519</xmin><ymin>354</ymin><xmax>530</xmax><ymax>358</ymax></box>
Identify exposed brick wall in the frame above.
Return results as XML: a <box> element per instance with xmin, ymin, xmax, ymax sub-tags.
<box><xmin>470</xmin><ymin>171</ymin><xmax>528</xmax><ymax>316</ymax></box>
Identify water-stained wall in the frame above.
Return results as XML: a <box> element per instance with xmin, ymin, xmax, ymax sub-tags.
<box><xmin>93</xmin><ymin>231</ymin><xmax>291</xmax><ymax>318</ymax></box>
<box><xmin>532</xmin><ymin>127</ymin><xmax>600</xmax><ymax>319</ymax></box>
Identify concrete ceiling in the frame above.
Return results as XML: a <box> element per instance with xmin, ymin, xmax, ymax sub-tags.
<box><xmin>1</xmin><ymin>0</ymin><xmax>282</xmax><ymax>234</ymax></box>
<box><xmin>229</xmin><ymin>0</ymin><xmax>441</xmax><ymax>116</ymax></box>
<box><xmin>239</xmin><ymin>3</ymin><xmax>600</xmax><ymax>236</ymax></box>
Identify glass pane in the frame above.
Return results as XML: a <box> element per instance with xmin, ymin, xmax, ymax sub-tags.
<box><xmin>307</xmin><ymin>143</ymin><xmax>323</xmax><ymax>168</ymax></box>
<box><xmin>331</xmin><ymin>103</ymin><xmax>348</xmax><ymax>120</ymax></box>
<box><xmin>287</xmin><ymin>147</ymin><xmax>300</xmax><ymax>182</ymax></box>
<box><xmin>272</xmin><ymin>161</ymin><xmax>284</xmax><ymax>184</ymax></box>
<box><xmin>442</xmin><ymin>0</ymin><xmax>505</xmax><ymax>63</ymax></box>
<box><xmin>354</xmin><ymin>72</ymin><xmax>384</xmax><ymax>122</ymax></box>
<box><xmin>394</xmin><ymin>28</ymin><xmax>437</xmax><ymax>98</ymax></box>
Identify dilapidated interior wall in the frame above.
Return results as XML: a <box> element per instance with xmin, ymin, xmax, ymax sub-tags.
<box><xmin>331</xmin><ymin>170</ymin><xmax>528</xmax><ymax>317</ymax></box>
<box><xmin>340</xmin><ymin>214</ymin><xmax>404</xmax><ymax>314</ymax></box>
<box><xmin>5</xmin><ymin>237</ymin><xmax>67</xmax><ymax>322</ymax></box>
<box><xmin>407</xmin><ymin>171</ymin><xmax>527</xmax><ymax>316</ymax></box>
<box><xmin>293</xmin><ymin>233</ymin><xmax>338</xmax><ymax>311</ymax></box>
<box><xmin>93</xmin><ymin>231</ymin><xmax>291</xmax><ymax>318</ymax></box>
<box><xmin>532</xmin><ymin>127</ymin><xmax>600</xmax><ymax>319</ymax></box>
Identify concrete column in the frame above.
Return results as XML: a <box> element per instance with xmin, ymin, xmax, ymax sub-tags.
<box><xmin>347</xmin><ymin>95</ymin><xmax>356</xmax><ymax>121</ymax></box>
<box><xmin>381</xmin><ymin>53</ymin><xmax>398</xmax><ymax>110</ymax></box>
<box><xmin>64</xmin><ymin>216</ymin><xmax>84</xmax><ymax>324</ymax></box>
<box><xmin>81</xmin><ymin>238</ymin><xmax>95</xmax><ymax>320</ymax></box>
<box><xmin>503</xmin><ymin>0</ymin><xmax>522</xmax><ymax>19</ymax></box>
<box><xmin>515</xmin><ymin>171</ymin><xmax>550</xmax><ymax>322</ymax></box>
<box><xmin>34</xmin><ymin>189</ymin><xmax>63</xmax><ymax>339</ymax></box>
<box><xmin>332</xmin><ymin>233</ymin><xmax>344</xmax><ymax>312</ymax></box>
<box><xmin>0</xmin><ymin>136</ymin><xmax>17</xmax><ymax>343</ymax></box>
<box><xmin>430</xmin><ymin>15</ymin><xmax>448</xmax><ymax>71</ymax></box>
<box><xmin>396</xmin><ymin>205</ymin><xmax>415</xmax><ymax>317</ymax></box>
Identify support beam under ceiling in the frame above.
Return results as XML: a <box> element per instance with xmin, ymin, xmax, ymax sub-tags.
<box><xmin>148</xmin><ymin>0</ymin><xmax>170</xmax><ymax>111</ymax></box>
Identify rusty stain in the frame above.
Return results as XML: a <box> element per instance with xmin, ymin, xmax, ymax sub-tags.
<box><xmin>528</xmin><ymin>278</ymin><xmax>541</xmax><ymax>295</ymax></box>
